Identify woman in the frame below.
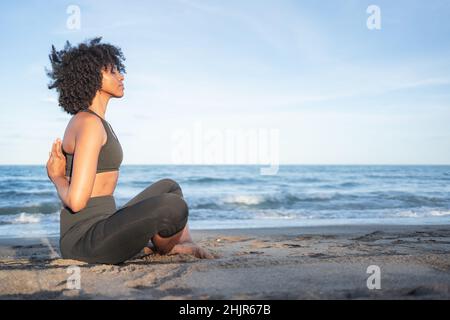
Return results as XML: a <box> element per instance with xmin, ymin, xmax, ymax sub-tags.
<box><xmin>45</xmin><ymin>37</ymin><xmax>214</xmax><ymax>264</ymax></box>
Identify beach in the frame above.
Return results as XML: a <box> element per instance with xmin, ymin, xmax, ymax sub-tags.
<box><xmin>0</xmin><ymin>224</ymin><xmax>449</xmax><ymax>299</ymax></box>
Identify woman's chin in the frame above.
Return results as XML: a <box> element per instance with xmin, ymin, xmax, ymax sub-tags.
<box><xmin>113</xmin><ymin>91</ymin><xmax>124</xmax><ymax>98</ymax></box>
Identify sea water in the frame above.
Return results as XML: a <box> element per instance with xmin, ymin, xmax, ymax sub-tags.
<box><xmin>0</xmin><ymin>165</ymin><xmax>449</xmax><ymax>238</ymax></box>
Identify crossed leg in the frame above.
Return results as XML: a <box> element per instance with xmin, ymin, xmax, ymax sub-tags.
<box><xmin>120</xmin><ymin>178</ymin><xmax>215</xmax><ymax>259</ymax></box>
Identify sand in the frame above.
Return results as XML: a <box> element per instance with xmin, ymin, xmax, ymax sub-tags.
<box><xmin>0</xmin><ymin>224</ymin><xmax>449</xmax><ymax>299</ymax></box>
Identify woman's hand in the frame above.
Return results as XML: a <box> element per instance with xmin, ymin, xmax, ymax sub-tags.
<box><xmin>46</xmin><ymin>138</ymin><xmax>66</xmax><ymax>183</ymax></box>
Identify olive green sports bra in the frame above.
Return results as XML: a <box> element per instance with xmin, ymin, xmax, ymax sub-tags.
<box><xmin>62</xmin><ymin>109</ymin><xmax>123</xmax><ymax>178</ymax></box>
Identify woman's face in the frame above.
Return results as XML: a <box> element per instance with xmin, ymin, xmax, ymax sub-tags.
<box><xmin>100</xmin><ymin>64</ymin><xmax>124</xmax><ymax>98</ymax></box>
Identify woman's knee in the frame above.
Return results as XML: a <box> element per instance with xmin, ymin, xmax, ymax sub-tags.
<box><xmin>160</xmin><ymin>193</ymin><xmax>189</xmax><ymax>221</ymax></box>
<box><xmin>154</xmin><ymin>193</ymin><xmax>189</xmax><ymax>238</ymax></box>
<box><xmin>158</xmin><ymin>178</ymin><xmax>178</xmax><ymax>187</ymax></box>
<box><xmin>159</xmin><ymin>178</ymin><xmax>183</xmax><ymax>196</ymax></box>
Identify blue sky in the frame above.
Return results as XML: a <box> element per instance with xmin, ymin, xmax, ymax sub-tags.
<box><xmin>1</xmin><ymin>0</ymin><xmax>449</xmax><ymax>164</ymax></box>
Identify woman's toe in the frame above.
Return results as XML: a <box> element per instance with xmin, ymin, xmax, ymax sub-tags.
<box><xmin>143</xmin><ymin>246</ymin><xmax>155</xmax><ymax>255</ymax></box>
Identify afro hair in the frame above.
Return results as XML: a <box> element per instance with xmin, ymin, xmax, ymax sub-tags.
<box><xmin>46</xmin><ymin>37</ymin><xmax>126</xmax><ymax>115</ymax></box>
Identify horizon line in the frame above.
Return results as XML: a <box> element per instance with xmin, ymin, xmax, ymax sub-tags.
<box><xmin>1</xmin><ymin>163</ymin><xmax>450</xmax><ymax>166</ymax></box>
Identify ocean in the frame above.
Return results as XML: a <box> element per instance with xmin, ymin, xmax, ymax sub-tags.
<box><xmin>0</xmin><ymin>165</ymin><xmax>449</xmax><ymax>238</ymax></box>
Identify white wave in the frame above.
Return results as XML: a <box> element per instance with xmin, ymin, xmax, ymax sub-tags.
<box><xmin>253</xmin><ymin>211</ymin><xmax>298</xmax><ymax>220</ymax></box>
<box><xmin>395</xmin><ymin>210</ymin><xmax>419</xmax><ymax>218</ymax></box>
<box><xmin>394</xmin><ymin>209</ymin><xmax>450</xmax><ymax>218</ymax></box>
<box><xmin>0</xmin><ymin>212</ymin><xmax>60</xmax><ymax>239</ymax></box>
<box><xmin>223</xmin><ymin>195</ymin><xmax>263</xmax><ymax>205</ymax></box>
<box><xmin>13</xmin><ymin>213</ymin><xmax>41</xmax><ymax>224</ymax></box>
<box><xmin>429</xmin><ymin>210</ymin><xmax>450</xmax><ymax>217</ymax></box>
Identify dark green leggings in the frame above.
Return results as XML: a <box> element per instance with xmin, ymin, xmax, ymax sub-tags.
<box><xmin>59</xmin><ymin>178</ymin><xmax>189</xmax><ymax>264</ymax></box>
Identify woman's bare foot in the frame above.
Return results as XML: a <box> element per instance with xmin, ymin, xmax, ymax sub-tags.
<box><xmin>144</xmin><ymin>242</ymin><xmax>218</xmax><ymax>259</ymax></box>
<box><xmin>143</xmin><ymin>246</ymin><xmax>155</xmax><ymax>255</ymax></box>
<box><xmin>144</xmin><ymin>223</ymin><xmax>219</xmax><ymax>259</ymax></box>
<box><xmin>168</xmin><ymin>241</ymin><xmax>218</xmax><ymax>259</ymax></box>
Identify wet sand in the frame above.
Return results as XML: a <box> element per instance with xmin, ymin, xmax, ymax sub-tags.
<box><xmin>0</xmin><ymin>224</ymin><xmax>449</xmax><ymax>299</ymax></box>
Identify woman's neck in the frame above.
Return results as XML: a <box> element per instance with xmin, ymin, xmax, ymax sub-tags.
<box><xmin>89</xmin><ymin>90</ymin><xmax>111</xmax><ymax>119</ymax></box>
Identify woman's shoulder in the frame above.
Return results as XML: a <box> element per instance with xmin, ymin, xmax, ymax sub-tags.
<box><xmin>62</xmin><ymin>111</ymin><xmax>106</xmax><ymax>153</ymax></box>
<box><xmin>69</xmin><ymin>110</ymin><xmax>105</xmax><ymax>130</ymax></box>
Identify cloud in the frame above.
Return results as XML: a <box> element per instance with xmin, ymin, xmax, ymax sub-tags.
<box><xmin>123</xmin><ymin>57</ymin><xmax>450</xmax><ymax>117</ymax></box>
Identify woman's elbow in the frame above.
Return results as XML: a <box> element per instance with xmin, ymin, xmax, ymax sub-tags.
<box><xmin>68</xmin><ymin>197</ymin><xmax>87</xmax><ymax>213</ymax></box>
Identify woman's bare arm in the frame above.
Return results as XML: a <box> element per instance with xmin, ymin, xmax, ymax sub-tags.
<box><xmin>65</xmin><ymin>116</ymin><xmax>104</xmax><ymax>212</ymax></box>
<box><xmin>52</xmin><ymin>175</ymin><xmax>71</xmax><ymax>206</ymax></box>
<box><xmin>48</xmin><ymin>139</ymin><xmax>71</xmax><ymax>206</ymax></box>
<box><xmin>48</xmin><ymin>115</ymin><xmax>104</xmax><ymax>212</ymax></box>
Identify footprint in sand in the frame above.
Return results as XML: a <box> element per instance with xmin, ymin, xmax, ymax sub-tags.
<box><xmin>235</xmin><ymin>251</ymin><xmax>265</xmax><ymax>256</ymax></box>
